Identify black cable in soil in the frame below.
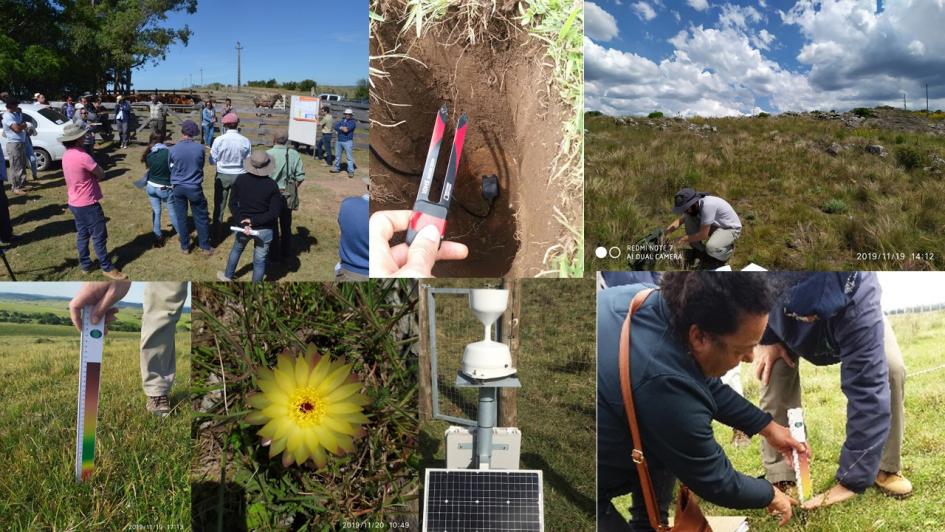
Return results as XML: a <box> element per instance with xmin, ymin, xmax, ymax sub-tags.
<box><xmin>370</xmin><ymin>145</ymin><xmax>495</xmax><ymax>219</ymax></box>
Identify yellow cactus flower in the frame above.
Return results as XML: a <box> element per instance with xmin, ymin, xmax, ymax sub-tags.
<box><xmin>245</xmin><ymin>348</ymin><xmax>370</xmax><ymax>468</ymax></box>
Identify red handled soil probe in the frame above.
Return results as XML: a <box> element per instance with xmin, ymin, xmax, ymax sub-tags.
<box><xmin>406</xmin><ymin>104</ymin><xmax>468</xmax><ymax>245</ymax></box>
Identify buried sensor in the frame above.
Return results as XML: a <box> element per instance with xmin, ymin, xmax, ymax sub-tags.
<box><xmin>481</xmin><ymin>174</ymin><xmax>500</xmax><ymax>202</ymax></box>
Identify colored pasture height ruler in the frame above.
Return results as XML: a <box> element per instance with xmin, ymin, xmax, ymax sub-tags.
<box><xmin>75</xmin><ymin>306</ymin><xmax>105</xmax><ymax>482</ymax></box>
<box><xmin>787</xmin><ymin>407</ymin><xmax>812</xmax><ymax>502</ymax></box>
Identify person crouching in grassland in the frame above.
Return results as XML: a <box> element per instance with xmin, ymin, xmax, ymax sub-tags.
<box><xmin>58</xmin><ymin>123</ymin><xmax>127</xmax><ymax>280</ymax></box>
<box><xmin>665</xmin><ymin>188</ymin><xmax>742</xmax><ymax>269</ymax></box>
<box><xmin>217</xmin><ymin>151</ymin><xmax>282</xmax><ymax>282</ymax></box>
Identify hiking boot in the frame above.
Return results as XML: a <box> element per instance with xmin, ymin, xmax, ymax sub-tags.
<box><xmin>329</xmin><ymin>168</ymin><xmax>341</xmax><ymax>173</ymax></box>
<box><xmin>153</xmin><ymin>235</ymin><xmax>166</xmax><ymax>248</ymax></box>
<box><xmin>875</xmin><ymin>471</ymin><xmax>913</xmax><ymax>499</ymax></box>
<box><xmin>198</xmin><ymin>247</ymin><xmax>215</xmax><ymax>257</ymax></box>
<box><xmin>732</xmin><ymin>429</ymin><xmax>751</xmax><ymax>448</ymax></box>
<box><xmin>216</xmin><ymin>271</ymin><xmax>232</xmax><ymax>282</ymax></box>
<box><xmin>12</xmin><ymin>189</ymin><xmax>26</xmax><ymax>196</ymax></box>
<box><xmin>102</xmin><ymin>269</ymin><xmax>128</xmax><ymax>280</ymax></box>
<box><xmin>146</xmin><ymin>395</ymin><xmax>171</xmax><ymax>417</ymax></box>
<box><xmin>180</xmin><ymin>246</ymin><xmax>191</xmax><ymax>254</ymax></box>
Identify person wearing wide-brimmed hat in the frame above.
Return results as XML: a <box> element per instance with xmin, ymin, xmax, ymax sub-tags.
<box><xmin>664</xmin><ymin>187</ymin><xmax>742</xmax><ymax>268</ymax></box>
<box><xmin>329</xmin><ymin>108</ymin><xmax>357</xmax><ymax>177</ymax></box>
<box><xmin>217</xmin><ymin>150</ymin><xmax>282</xmax><ymax>282</ymax></box>
<box><xmin>58</xmin><ymin>122</ymin><xmax>128</xmax><ymax>280</ymax></box>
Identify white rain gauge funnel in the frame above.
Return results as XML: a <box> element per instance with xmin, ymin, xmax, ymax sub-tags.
<box><xmin>461</xmin><ymin>289</ymin><xmax>516</xmax><ymax>380</ymax></box>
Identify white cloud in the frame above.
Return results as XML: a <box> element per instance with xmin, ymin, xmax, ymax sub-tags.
<box><xmin>719</xmin><ymin>3</ymin><xmax>762</xmax><ymax>31</ymax></box>
<box><xmin>586</xmin><ymin>2</ymin><xmax>620</xmax><ymax>42</ymax></box>
<box><xmin>587</xmin><ymin>0</ymin><xmax>945</xmax><ymax>116</ymax></box>
<box><xmin>632</xmin><ymin>1</ymin><xmax>657</xmax><ymax>21</ymax></box>
<box><xmin>688</xmin><ymin>0</ymin><xmax>710</xmax><ymax>11</ymax></box>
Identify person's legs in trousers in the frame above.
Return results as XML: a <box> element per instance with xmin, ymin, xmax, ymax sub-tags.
<box><xmin>172</xmin><ymin>189</ymin><xmax>191</xmax><ymax>250</ymax></box>
<box><xmin>278</xmin><ymin>197</ymin><xmax>292</xmax><ymax>258</ymax></box>
<box><xmin>251</xmin><ymin>229</ymin><xmax>273</xmax><ymax>282</ymax></box>
<box><xmin>225</xmin><ymin>232</ymin><xmax>249</xmax><ymax>278</ymax></box>
<box><xmin>333</xmin><ymin>139</ymin><xmax>343</xmax><ymax>171</ymax></box>
<box><xmin>760</xmin><ymin>353</ymin><xmax>802</xmax><ymax>484</ymax></box>
<box><xmin>9</xmin><ymin>143</ymin><xmax>26</xmax><ymax>192</ymax></box>
<box><xmin>880</xmin><ymin>316</ymin><xmax>907</xmax><ymax>473</ymax></box>
<box><xmin>140</xmin><ymin>282</ymin><xmax>186</xmax><ymax>416</ymax></box>
<box><xmin>69</xmin><ymin>205</ymin><xmax>95</xmax><ymax>271</ymax></box>
<box><xmin>146</xmin><ymin>185</ymin><xmax>164</xmax><ymax>238</ymax></box>
<box><xmin>212</xmin><ymin>173</ymin><xmax>233</xmax><ymax>228</ymax></box>
<box><xmin>118</xmin><ymin>121</ymin><xmax>128</xmax><ymax>147</ymax></box>
<box><xmin>190</xmin><ymin>189</ymin><xmax>212</xmax><ymax>250</ymax></box>
<box><xmin>342</xmin><ymin>140</ymin><xmax>355</xmax><ymax>175</ymax></box>
<box><xmin>162</xmin><ymin>189</ymin><xmax>181</xmax><ymax>237</ymax></box>
<box><xmin>86</xmin><ymin>203</ymin><xmax>115</xmax><ymax>272</ymax></box>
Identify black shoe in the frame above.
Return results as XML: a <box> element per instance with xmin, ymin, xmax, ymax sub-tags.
<box><xmin>153</xmin><ymin>235</ymin><xmax>166</xmax><ymax>248</ymax></box>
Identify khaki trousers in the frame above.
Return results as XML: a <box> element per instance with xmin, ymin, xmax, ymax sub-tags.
<box><xmin>140</xmin><ymin>282</ymin><xmax>187</xmax><ymax>396</ymax></box>
<box><xmin>760</xmin><ymin>317</ymin><xmax>906</xmax><ymax>482</ymax></box>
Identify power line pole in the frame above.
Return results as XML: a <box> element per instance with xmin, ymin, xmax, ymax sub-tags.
<box><xmin>927</xmin><ymin>83</ymin><xmax>930</xmax><ymax>115</ymax></box>
<box><xmin>903</xmin><ymin>92</ymin><xmax>907</xmax><ymax>111</ymax></box>
<box><xmin>235</xmin><ymin>42</ymin><xmax>244</xmax><ymax>93</ymax></box>
<box><xmin>200</xmin><ymin>68</ymin><xmax>203</xmax><ymax>87</ymax></box>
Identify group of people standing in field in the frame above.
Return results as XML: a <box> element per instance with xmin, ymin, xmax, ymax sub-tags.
<box><xmin>0</xmin><ymin>90</ymin><xmax>368</xmax><ymax>281</ymax></box>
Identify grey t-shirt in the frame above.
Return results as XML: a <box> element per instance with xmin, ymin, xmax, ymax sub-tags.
<box><xmin>698</xmin><ymin>195</ymin><xmax>741</xmax><ymax>230</ymax></box>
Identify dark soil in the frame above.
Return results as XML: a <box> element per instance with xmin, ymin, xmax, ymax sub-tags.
<box><xmin>370</xmin><ymin>8</ymin><xmax>567</xmax><ymax>277</ymax></box>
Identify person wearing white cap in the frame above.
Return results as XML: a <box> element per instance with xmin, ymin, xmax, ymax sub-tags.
<box><xmin>329</xmin><ymin>108</ymin><xmax>357</xmax><ymax>177</ymax></box>
<box><xmin>33</xmin><ymin>93</ymin><xmax>48</xmax><ymax>107</ymax></box>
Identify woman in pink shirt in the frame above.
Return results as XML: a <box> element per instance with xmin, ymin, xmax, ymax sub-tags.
<box><xmin>58</xmin><ymin>123</ymin><xmax>127</xmax><ymax>280</ymax></box>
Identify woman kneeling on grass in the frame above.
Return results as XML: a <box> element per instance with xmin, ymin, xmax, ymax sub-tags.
<box><xmin>59</xmin><ymin>123</ymin><xmax>127</xmax><ymax>280</ymax></box>
<box><xmin>142</xmin><ymin>132</ymin><xmax>179</xmax><ymax>248</ymax></box>
<box><xmin>217</xmin><ymin>151</ymin><xmax>281</xmax><ymax>282</ymax></box>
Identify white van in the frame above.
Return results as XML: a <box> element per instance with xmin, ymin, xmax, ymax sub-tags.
<box><xmin>318</xmin><ymin>93</ymin><xmax>343</xmax><ymax>102</ymax></box>
<box><xmin>2</xmin><ymin>103</ymin><xmax>68</xmax><ymax>171</ymax></box>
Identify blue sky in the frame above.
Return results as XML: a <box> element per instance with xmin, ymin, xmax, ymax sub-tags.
<box><xmin>132</xmin><ymin>0</ymin><xmax>367</xmax><ymax>89</ymax></box>
<box><xmin>0</xmin><ymin>283</ymin><xmax>192</xmax><ymax>307</ymax></box>
<box><xmin>585</xmin><ymin>0</ymin><xmax>945</xmax><ymax>116</ymax></box>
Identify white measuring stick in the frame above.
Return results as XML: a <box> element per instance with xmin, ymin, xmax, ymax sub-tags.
<box><xmin>75</xmin><ymin>305</ymin><xmax>105</xmax><ymax>482</ymax></box>
<box><xmin>230</xmin><ymin>226</ymin><xmax>260</xmax><ymax>236</ymax></box>
<box><xmin>787</xmin><ymin>407</ymin><xmax>811</xmax><ymax>502</ymax></box>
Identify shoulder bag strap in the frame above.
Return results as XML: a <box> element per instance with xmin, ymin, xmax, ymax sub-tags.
<box><xmin>618</xmin><ymin>288</ymin><xmax>670</xmax><ymax>532</ymax></box>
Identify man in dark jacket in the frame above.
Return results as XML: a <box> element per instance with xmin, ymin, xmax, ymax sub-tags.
<box><xmin>217</xmin><ymin>151</ymin><xmax>282</xmax><ymax>282</ymax></box>
<box><xmin>755</xmin><ymin>272</ymin><xmax>911</xmax><ymax>508</ymax></box>
<box><xmin>598</xmin><ymin>272</ymin><xmax>806</xmax><ymax>530</ymax></box>
<box><xmin>329</xmin><ymin>108</ymin><xmax>357</xmax><ymax>177</ymax></box>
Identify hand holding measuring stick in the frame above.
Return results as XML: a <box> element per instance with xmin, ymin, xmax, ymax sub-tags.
<box><xmin>68</xmin><ymin>282</ymin><xmax>132</xmax><ymax>333</ymax></box>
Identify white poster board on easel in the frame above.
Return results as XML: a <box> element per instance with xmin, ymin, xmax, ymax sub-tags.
<box><xmin>288</xmin><ymin>95</ymin><xmax>320</xmax><ymax>147</ymax></box>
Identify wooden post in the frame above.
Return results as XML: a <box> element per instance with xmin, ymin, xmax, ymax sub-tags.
<box><xmin>418</xmin><ymin>283</ymin><xmax>433</xmax><ymax>421</ymax></box>
<box><xmin>498</xmin><ymin>279</ymin><xmax>521</xmax><ymax>427</ymax></box>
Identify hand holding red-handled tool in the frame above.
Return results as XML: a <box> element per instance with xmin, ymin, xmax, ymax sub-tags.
<box><xmin>406</xmin><ymin>105</ymin><xmax>468</xmax><ymax>246</ymax></box>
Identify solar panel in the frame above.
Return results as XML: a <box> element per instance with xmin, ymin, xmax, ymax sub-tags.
<box><xmin>422</xmin><ymin>469</ymin><xmax>544</xmax><ymax>532</ymax></box>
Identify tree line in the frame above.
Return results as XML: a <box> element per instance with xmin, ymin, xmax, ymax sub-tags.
<box><xmin>0</xmin><ymin>0</ymin><xmax>197</xmax><ymax>98</ymax></box>
<box><xmin>0</xmin><ymin>309</ymin><xmax>190</xmax><ymax>332</ymax></box>
<box><xmin>246</xmin><ymin>78</ymin><xmax>370</xmax><ymax>100</ymax></box>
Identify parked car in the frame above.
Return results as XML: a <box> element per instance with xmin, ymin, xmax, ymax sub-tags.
<box><xmin>1</xmin><ymin>103</ymin><xmax>68</xmax><ymax>172</ymax></box>
<box><xmin>318</xmin><ymin>93</ymin><xmax>343</xmax><ymax>102</ymax></box>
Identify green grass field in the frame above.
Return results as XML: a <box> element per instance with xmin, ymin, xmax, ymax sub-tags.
<box><xmin>0</xmin><ymin>325</ymin><xmax>191</xmax><ymax>529</ymax></box>
<box><xmin>586</xmin><ymin>109</ymin><xmax>945</xmax><ymax>271</ymax></box>
<box><xmin>420</xmin><ymin>279</ymin><xmax>596</xmax><ymax>531</ymax></box>
<box><xmin>0</xmin><ymin>295</ymin><xmax>191</xmax><ymax>331</ymax></box>
<box><xmin>3</xmin><ymin>126</ymin><xmax>365</xmax><ymax>281</ymax></box>
<box><xmin>614</xmin><ymin>310</ymin><xmax>945</xmax><ymax>530</ymax></box>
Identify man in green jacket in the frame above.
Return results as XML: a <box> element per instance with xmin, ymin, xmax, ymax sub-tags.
<box><xmin>266</xmin><ymin>132</ymin><xmax>305</xmax><ymax>261</ymax></box>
